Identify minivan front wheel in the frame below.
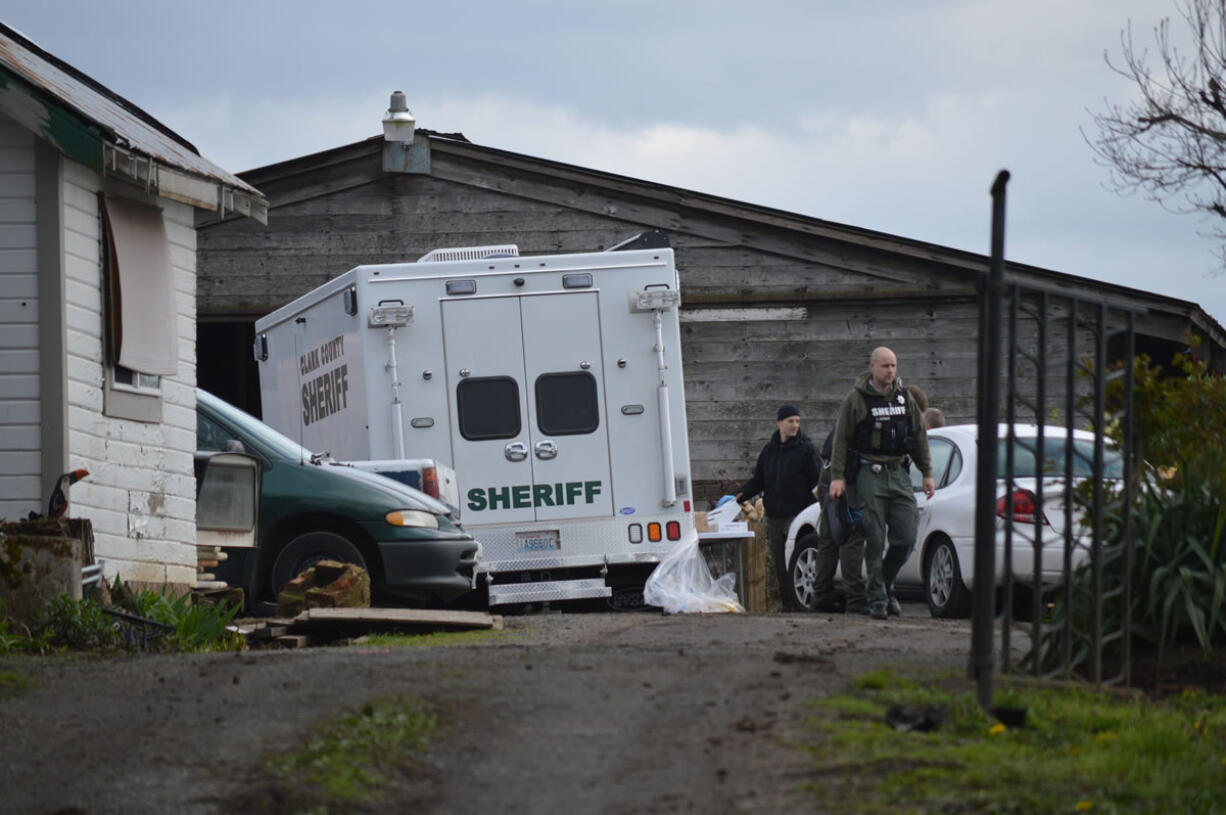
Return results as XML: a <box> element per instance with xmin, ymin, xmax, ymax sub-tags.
<box><xmin>271</xmin><ymin>531</ymin><xmax>366</xmax><ymax>598</ymax></box>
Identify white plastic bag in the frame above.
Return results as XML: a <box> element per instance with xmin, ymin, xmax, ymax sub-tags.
<box><xmin>643</xmin><ymin>530</ymin><xmax>746</xmax><ymax>614</ymax></box>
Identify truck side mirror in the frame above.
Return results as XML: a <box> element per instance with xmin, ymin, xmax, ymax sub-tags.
<box><xmin>194</xmin><ymin>452</ymin><xmax>262</xmax><ymax>549</ymax></box>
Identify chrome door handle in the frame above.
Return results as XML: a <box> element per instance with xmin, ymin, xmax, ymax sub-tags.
<box><xmin>505</xmin><ymin>442</ymin><xmax>528</xmax><ymax>462</ymax></box>
<box><xmin>534</xmin><ymin>440</ymin><xmax>558</xmax><ymax>460</ymax></box>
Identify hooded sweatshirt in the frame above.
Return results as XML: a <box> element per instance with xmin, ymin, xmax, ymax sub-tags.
<box><xmin>831</xmin><ymin>372</ymin><xmax>932</xmax><ymax>483</ymax></box>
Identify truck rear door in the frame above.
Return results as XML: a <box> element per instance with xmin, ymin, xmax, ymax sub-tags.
<box><xmin>442</xmin><ymin>292</ymin><xmax>613</xmax><ymax>525</ymax></box>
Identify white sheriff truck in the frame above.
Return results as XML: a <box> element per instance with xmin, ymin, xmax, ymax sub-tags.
<box><xmin>253</xmin><ymin>231</ymin><xmax>696</xmax><ymax>607</ymax></box>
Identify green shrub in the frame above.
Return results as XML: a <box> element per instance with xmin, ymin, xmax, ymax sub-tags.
<box><xmin>1130</xmin><ymin>463</ymin><xmax>1226</xmax><ymax>654</ymax></box>
<box><xmin>1041</xmin><ymin>341</ymin><xmax>1226</xmax><ymax>674</ymax></box>
<box><xmin>1124</xmin><ymin>339</ymin><xmax>1226</xmax><ymax>495</ymax></box>
<box><xmin>1114</xmin><ymin>341</ymin><xmax>1226</xmax><ymax>653</ymax></box>
<box><xmin>0</xmin><ymin>599</ymin><xmax>53</xmax><ymax>655</ymax></box>
<box><xmin>40</xmin><ymin>593</ymin><xmax>121</xmax><ymax>650</ymax></box>
<box><xmin>1030</xmin><ymin>341</ymin><xmax>1226</xmax><ymax>677</ymax></box>
<box><xmin>111</xmin><ymin>580</ymin><xmax>244</xmax><ymax>652</ymax></box>
<box><xmin>0</xmin><ymin>580</ymin><xmax>244</xmax><ymax>655</ymax></box>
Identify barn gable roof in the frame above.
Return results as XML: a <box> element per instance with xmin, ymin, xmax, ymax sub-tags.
<box><xmin>219</xmin><ymin>128</ymin><xmax>1226</xmax><ymax>347</ymax></box>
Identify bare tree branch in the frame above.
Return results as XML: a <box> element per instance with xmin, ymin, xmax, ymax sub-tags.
<box><xmin>1089</xmin><ymin>0</ymin><xmax>1226</xmax><ymax>251</ymax></box>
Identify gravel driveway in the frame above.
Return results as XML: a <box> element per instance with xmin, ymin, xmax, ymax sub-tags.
<box><xmin>0</xmin><ymin>603</ymin><xmax>975</xmax><ymax>814</ymax></box>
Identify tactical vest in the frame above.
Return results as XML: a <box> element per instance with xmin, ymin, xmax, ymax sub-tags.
<box><xmin>853</xmin><ymin>388</ymin><xmax>910</xmax><ymax>456</ymax></box>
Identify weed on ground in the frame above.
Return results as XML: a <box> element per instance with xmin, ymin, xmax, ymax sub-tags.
<box><xmin>237</xmin><ymin>696</ymin><xmax>439</xmax><ymax>814</ymax></box>
<box><xmin>0</xmin><ymin>669</ymin><xmax>30</xmax><ymax>699</ymax></box>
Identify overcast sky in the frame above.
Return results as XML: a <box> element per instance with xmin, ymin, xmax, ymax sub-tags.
<box><xmin>8</xmin><ymin>0</ymin><xmax>1225</xmax><ymax>325</ymax></box>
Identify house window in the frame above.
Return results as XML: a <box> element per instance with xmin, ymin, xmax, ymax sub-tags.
<box><xmin>111</xmin><ymin>366</ymin><xmax>162</xmax><ymax>394</ymax></box>
<box><xmin>99</xmin><ymin>193</ymin><xmax>176</xmax><ymax>422</ymax></box>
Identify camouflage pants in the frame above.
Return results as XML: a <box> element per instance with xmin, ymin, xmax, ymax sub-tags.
<box><xmin>849</xmin><ymin>463</ymin><xmax>917</xmax><ymax>616</ymax></box>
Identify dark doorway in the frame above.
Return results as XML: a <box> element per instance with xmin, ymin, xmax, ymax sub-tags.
<box><xmin>197</xmin><ymin>320</ymin><xmax>262</xmax><ymax>418</ymax></box>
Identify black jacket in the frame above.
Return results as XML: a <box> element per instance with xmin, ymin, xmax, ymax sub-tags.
<box><xmin>737</xmin><ymin>430</ymin><xmax>821</xmax><ymax>518</ymax></box>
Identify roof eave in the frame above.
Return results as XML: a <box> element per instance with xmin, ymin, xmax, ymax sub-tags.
<box><xmin>0</xmin><ymin>63</ymin><xmax>266</xmax><ymax>224</ymax></box>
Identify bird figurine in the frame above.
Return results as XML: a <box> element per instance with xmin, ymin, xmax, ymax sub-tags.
<box><xmin>46</xmin><ymin>468</ymin><xmax>89</xmax><ymax>519</ymax></box>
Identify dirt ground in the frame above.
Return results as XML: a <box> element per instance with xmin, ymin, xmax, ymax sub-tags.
<box><xmin>0</xmin><ymin>602</ymin><xmax>980</xmax><ymax>814</ymax></box>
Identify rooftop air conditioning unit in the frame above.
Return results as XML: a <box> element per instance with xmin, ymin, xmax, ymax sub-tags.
<box><xmin>417</xmin><ymin>245</ymin><xmax>520</xmax><ymax>263</ymax></box>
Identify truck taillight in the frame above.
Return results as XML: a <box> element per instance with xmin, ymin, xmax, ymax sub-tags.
<box><xmin>996</xmin><ymin>489</ymin><xmax>1049</xmax><ymax>525</ymax></box>
<box><xmin>666</xmin><ymin>521</ymin><xmax>681</xmax><ymax>540</ymax></box>
<box><xmin>647</xmin><ymin>522</ymin><xmax>662</xmax><ymax>542</ymax></box>
<box><xmin>422</xmin><ymin>467</ymin><xmax>440</xmax><ymax>499</ymax></box>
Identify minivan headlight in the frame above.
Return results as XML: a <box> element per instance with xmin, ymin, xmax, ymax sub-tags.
<box><xmin>384</xmin><ymin>510</ymin><xmax>440</xmax><ymax>529</ymax></box>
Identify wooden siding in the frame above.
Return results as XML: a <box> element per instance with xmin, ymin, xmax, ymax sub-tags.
<box><xmin>196</xmin><ymin>139</ymin><xmax>1219</xmax><ymax>506</ymax></box>
<box><xmin>61</xmin><ymin>161</ymin><xmax>198</xmax><ymax>586</ymax></box>
<box><xmin>683</xmin><ymin>300</ymin><xmax>983</xmax><ymax>484</ymax></box>
<box><xmin>0</xmin><ymin>114</ymin><xmax>40</xmax><ymax>519</ymax></box>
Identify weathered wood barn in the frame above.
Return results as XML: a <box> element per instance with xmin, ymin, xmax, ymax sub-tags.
<box><xmin>196</xmin><ymin>101</ymin><xmax>1226</xmax><ymax>503</ymax></box>
<box><xmin>0</xmin><ymin>24</ymin><xmax>266</xmax><ymax>585</ymax></box>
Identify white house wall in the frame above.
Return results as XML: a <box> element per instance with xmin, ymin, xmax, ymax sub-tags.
<box><xmin>60</xmin><ymin>158</ymin><xmax>198</xmax><ymax>586</ymax></box>
<box><xmin>0</xmin><ymin>114</ymin><xmax>40</xmax><ymax>520</ymax></box>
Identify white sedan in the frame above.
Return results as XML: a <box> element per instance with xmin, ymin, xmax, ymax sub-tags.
<box><xmin>784</xmin><ymin>424</ymin><xmax>1122</xmax><ymax>617</ymax></box>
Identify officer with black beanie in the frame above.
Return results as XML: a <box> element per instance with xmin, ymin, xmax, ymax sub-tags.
<box><xmin>736</xmin><ymin>404</ymin><xmax>821</xmax><ymax>610</ymax></box>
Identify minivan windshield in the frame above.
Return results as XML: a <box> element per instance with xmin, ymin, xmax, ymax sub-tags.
<box><xmin>198</xmin><ymin>389</ymin><xmax>313</xmax><ymax>462</ymax></box>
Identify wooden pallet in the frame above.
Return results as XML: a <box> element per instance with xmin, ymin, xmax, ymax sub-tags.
<box><xmin>239</xmin><ymin>607</ymin><xmax>504</xmax><ymax>647</ymax></box>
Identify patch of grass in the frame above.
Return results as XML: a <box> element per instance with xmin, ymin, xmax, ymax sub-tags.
<box><xmin>350</xmin><ymin>628</ymin><xmax>515</xmax><ymax>648</ymax></box>
<box><xmin>852</xmin><ymin>668</ymin><xmax>906</xmax><ymax>691</ymax></box>
<box><xmin>0</xmin><ymin>669</ymin><xmax>31</xmax><ymax>697</ymax></box>
<box><xmin>263</xmin><ymin>696</ymin><xmax>437</xmax><ymax>805</ymax></box>
<box><xmin>802</xmin><ymin>670</ymin><xmax>1226</xmax><ymax>814</ymax></box>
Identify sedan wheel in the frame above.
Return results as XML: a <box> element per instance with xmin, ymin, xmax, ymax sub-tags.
<box><xmin>925</xmin><ymin>537</ymin><xmax>970</xmax><ymax>618</ymax></box>
<box><xmin>787</xmin><ymin>534</ymin><xmax>821</xmax><ymax>611</ymax></box>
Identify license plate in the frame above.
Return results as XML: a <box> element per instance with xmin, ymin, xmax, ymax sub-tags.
<box><xmin>516</xmin><ymin>530</ymin><xmax>560</xmax><ymax>552</ymax></box>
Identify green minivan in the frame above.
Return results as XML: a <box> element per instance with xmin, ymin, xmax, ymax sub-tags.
<box><xmin>196</xmin><ymin>389</ymin><xmax>479</xmax><ymax>605</ymax></box>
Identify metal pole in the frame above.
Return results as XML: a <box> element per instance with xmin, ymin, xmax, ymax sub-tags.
<box><xmin>653</xmin><ymin>310</ymin><xmax>677</xmax><ymax>507</ymax></box>
<box><xmin>1091</xmin><ymin>303</ymin><xmax>1107</xmax><ymax>685</ymax></box>
<box><xmin>1061</xmin><ymin>299</ymin><xmax>1078</xmax><ymax>676</ymax></box>
<box><xmin>1121</xmin><ymin>311</ymin><xmax>1135</xmax><ymax>687</ymax></box>
<box><xmin>386</xmin><ymin>325</ymin><xmax>406</xmax><ymax>459</ymax></box>
<box><xmin>971</xmin><ymin>170</ymin><xmax>1009</xmax><ymax>711</ymax></box>
<box><xmin>1002</xmin><ymin>286</ymin><xmax>1018</xmax><ymax>673</ymax></box>
<box><xmin>1031</xmin><ymin>292</ymin><xmax>1048</xmax><ymax>675</ymax></box>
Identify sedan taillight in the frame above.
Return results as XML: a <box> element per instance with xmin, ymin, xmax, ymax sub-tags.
<box><xmin>996</xmin><ymin>489</ymin><xmax>1050</xmax><ymax>525</ymax></box>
